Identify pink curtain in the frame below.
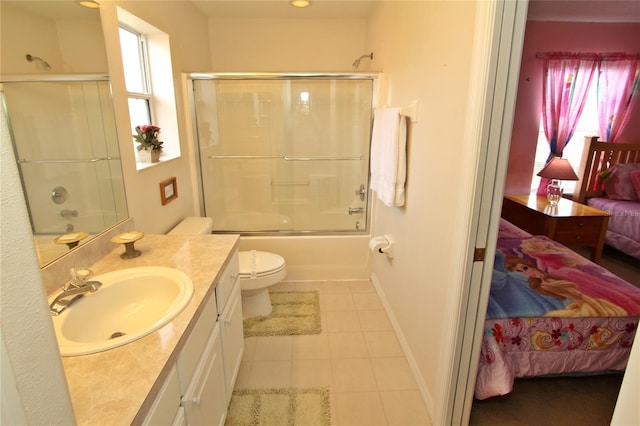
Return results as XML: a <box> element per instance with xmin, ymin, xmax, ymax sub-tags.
<box><xmin>597</xmin><ymin>54</ymin><xmax>640</xmax><ymax>142</ymax></box>
<box><xmin>537</xmin><ymin>52</ymin><xmax>598</xmax><ymax>194</ymax></box>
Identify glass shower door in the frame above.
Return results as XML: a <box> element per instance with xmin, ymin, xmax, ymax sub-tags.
<box><xmin>192</xmin><ymin>76</ymin><xmax>374</xmax><ymax>233</ymax></box>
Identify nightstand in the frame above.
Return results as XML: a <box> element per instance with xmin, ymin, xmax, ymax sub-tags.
<box><xmin>501</xmin><ymin>194</ymin><xmax>611</xmax><ymax>263</ymax></box>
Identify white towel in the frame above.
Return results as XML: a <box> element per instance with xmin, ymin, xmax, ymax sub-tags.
<box><xmin>369</xmin><ymin>107</ymin><xmax>407</xmax><ymax>207</ymax></box>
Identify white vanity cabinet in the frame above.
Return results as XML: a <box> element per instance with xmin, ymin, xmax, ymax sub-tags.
<box><xmin>214</xmin><ymin>250</ymin><xmax>244</xmax><ymax>404</ymax></box>
<box><xmin>180</xmin><ymin>324</ymin><xmax>227</xmax><ymax>425</ymax></box>
<box><xmin>177</xmin><ymin>249</ymin><xmax>244</xmax><ymax>425</ymax></box>
<box><xmin>176</xmin><ymin>271</ymin><xmax>226</xmax><ymax>426</ymax></box>
<box><xmin>140</xmin><ymin>248</ymin><xmax>244</xmax><ymax>426</ymax></box>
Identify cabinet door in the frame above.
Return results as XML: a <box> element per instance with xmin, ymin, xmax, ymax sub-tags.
<box><xmin>171</xmin><ymin>407</ymin><xmax>187</xmax><ymax>426</ymax></box>
<box><xmin>220</xmin><ymin>281</ymin><xmax>244</xmax><ymax>404</ymax></box>
<box><xmin>142</xmin><ymin>365</ymin><xmax>181</xmax><ymax>426</ymax></box>
<box><xmin>181</xmin><ymin>325</ymin><xmax>227</xmax><ymax>426</ymax></box>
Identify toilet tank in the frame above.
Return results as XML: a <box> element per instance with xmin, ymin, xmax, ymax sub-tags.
<box><xmin>168</xmin><ymin>217</ymin><xmax>214</xmax><ymax>235</ymax></box>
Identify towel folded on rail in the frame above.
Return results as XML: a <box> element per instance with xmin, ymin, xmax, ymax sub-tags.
<box><xmin>369</xmin><ymin>107</ymin><xmax>407</xmax><ymax>207</ymax></box>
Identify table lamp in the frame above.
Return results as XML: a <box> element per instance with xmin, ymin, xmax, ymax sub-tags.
<box><xmin>537</xmin><ymin>157</ymin><xmax>579</xmax><ymax>205</ymax></box>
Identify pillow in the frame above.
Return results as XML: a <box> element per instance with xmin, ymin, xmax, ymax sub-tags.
<box><xmin>631</xmin><ymin>170</ymin><xmax>640</xmax><ymax>200</ymax></box>
<box><xmin>601</xmin><ymin>163</ymin><xmax>640</xmax><ymax>201</ymax></box>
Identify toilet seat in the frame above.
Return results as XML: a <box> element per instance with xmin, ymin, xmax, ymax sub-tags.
<box><xmin>239</xmin><ymin>251</ymin><xmax>286</xmax><ymax>278</ymax></box>
<box><xmin>238</xmin><ymin>250</ymin><xmax>287</xmax><ymax>317</ymax></box>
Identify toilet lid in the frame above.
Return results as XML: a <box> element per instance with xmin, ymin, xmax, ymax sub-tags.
<box><xmin>239</xmin><ymin>251</ymin><xmax>286</xmax><ymax>277</ymax></box>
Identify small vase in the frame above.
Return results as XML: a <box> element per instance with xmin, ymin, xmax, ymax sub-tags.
<box><xmin>139</xmin><ymin>149</ymin><xmax>161</xmax><ymax>163</ymax></box>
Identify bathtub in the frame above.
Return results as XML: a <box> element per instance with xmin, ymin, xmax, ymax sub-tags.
<box><xmin>34</xmin><ymin>209</ymin><xmax>121</xmax><ymax>236</ymax></box>
<box><xmin>237</xmin><ymin>234</ymin><xmax>372</xmax><ymax>281</ymax></box>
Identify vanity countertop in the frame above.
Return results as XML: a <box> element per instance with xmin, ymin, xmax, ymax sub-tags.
<box><xmin>59</xmin><ymin>233</ymin><xmax>239</xmax><ymax>425</ymax></box>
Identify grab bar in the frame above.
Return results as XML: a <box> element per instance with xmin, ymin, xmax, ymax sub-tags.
<box><xmin>283</xmin><ymin>156</ymin><xmax>363</xmax><ymax>161</ymax></box>
<box><xmin>17</xmin><ymin>157</ymin><xmax>118</xmax><ymax>164</ymax></box>
<box><xmin>208</xmin><ymin>155</ymin><xmax>363</xmax><ymax>161</ymax></box>
<box><xmin>60</xmin><ymin>210</ymin><xmax>78</xmax><ymax>218</ymax></box>
<box><xmin>271</xmin><ymin>181</ymin><xmax>310</xmax><ymax>186</ymax></box>
<box><xmin>208</xmin><ymin>155</ymin><xmax>281</xmax><ymax>160</ymax></box>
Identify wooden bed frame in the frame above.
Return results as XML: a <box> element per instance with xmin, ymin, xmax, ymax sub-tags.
<box><xmin>574</xmin><ymin>136</ymin><xmax>640</xmax><ymax>203</ymax></box>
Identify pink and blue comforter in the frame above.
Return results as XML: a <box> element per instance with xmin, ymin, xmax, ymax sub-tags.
<box><xmin>475</xmin><ymin>220</ymin><xmax>640</xmax><ymax>400</ymax></box>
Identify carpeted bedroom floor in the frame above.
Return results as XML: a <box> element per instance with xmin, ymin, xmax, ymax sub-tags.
<box><xmin>469</xmin><ymin>245</ymin><xmax>640</xmax><ymax>426</ymax></box>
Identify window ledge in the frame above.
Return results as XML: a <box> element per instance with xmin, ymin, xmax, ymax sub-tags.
<box><xmin>135</xmin><ymin>153</ymin><xmax>180</xmax><ymax>171</ymax></box>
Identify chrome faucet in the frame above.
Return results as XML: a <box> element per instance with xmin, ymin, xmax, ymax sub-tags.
<box><xmin>50</xmin><ymin>281</ymin><xmax>102</xmax><ymax>315</ymax></box>
<box><xmin>50</xmin><ymin>268</ymin><xmax>101</xmax><ymax>315</ymax></box>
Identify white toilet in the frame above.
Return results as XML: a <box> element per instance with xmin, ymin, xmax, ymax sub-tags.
<box><xmin>169</xmin><ymin>217</ymin><xmax>287</xmax><ymax>318</ymax></box>
<box><xmin>238</xmin><ymin>250</ymin><xmax>287</xmax><ymax>318</ymax></box>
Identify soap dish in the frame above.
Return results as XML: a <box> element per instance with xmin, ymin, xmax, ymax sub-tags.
<box><xmin>54</xmin><ymin>231</ymin><xmax>89</xmax><ymax>249</ymax></box>
<box><xmin>112</xmin><ymin>231</ymin><xmax>144</xmax><ymax>259</ymax></box>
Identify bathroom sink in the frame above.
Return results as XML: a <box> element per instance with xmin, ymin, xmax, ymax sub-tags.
<box><xmin>50</xmin><ymin>266</ymin><xmax>194</xmax><ymax>356</ymax></box>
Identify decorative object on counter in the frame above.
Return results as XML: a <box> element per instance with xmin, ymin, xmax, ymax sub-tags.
<box><xmin>227</xmin><ymin>387</ymin><xmax>330</xmax><ymax>426</ymax></box>
<box><xmin>111</xmin><ymin>231</ymin><xmax>144</xmax><ymax>259</ymax></box>
<box><xmin>160</xmin><ymin>176</ymin><xmax>178</xmax><ymax>205</ymax></box>
<box><xmin>54</xmin><ymin>231</ymin><xmax>89</xmax><ymax>249</ymax></box>
<box><xmin>133</xmin><ymin>124</ymin><xmax>163</xmax><ymax>163</ymax></box>
<box><xmin>243</xmin><ymin>291</ymin><xmax>320</xmax><ymax>337</ymax></box>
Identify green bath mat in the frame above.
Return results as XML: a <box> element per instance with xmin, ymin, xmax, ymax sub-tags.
<box><xmin>243</xmin><ymin>291</ymin><xmax>321</xmax><ymax>337</ymax></box>
<box><xmin>225</xmin><ymin>387</ymin><xmax>331</xmax><ymax>426</ymax></box>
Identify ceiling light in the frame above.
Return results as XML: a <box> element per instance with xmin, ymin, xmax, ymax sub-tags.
<box><xmin>290</xmin><ymin>0</ymin><xmax>311</xmax><ymax>8</ymax></box>
<box><xmin>78</xmin><ymin>1</ymin><xmax>100</xmax><ymax>8</ymax></box>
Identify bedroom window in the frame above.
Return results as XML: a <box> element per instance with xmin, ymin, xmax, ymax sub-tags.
<box><xmin>531</xmin><ymin>81</ymin><xmax>599</xmax><ymax>194</ymax></box>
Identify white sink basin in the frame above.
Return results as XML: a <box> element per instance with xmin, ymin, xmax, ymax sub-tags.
<box><xmin>50</xmin><ymin>266</ymin><xmax>194</xmax><ymax>356</ymax></box>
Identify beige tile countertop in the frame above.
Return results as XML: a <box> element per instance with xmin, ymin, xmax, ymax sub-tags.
<box><xmin>58</xmin><ymin>233</ymin><xmax>239</xmax><ymax>425</ymax></box>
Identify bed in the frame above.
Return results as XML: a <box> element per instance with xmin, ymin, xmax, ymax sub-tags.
<box><xmin>474</xmin><ymin>218</ymin><xmax>640</xmax><ymax>400</ymax></box>
<box><xmin>575</xmin><ymin>136</ymin><xmax>640</xmax><ymax>260</ymax></box>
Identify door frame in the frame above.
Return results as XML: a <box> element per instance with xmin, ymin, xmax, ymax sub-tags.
<box><xmin>439</xmin><ymin>1</ymin><xmax>529</xmax><ymax>424</ymax></box>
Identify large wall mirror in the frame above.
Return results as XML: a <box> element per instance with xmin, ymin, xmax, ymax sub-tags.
<box><xmin>1</xmin><ymin>1</ymin><xmax>128</xmax><ymax>267</ymax></box>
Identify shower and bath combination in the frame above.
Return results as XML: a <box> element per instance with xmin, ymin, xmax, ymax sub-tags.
<box><xmin>188</xmin><ymin>73</ymin><xmax>376</xmax><ymax>234</ymax></box>
<box><xmin>25</xmin><ymin>54</ymin><xmax>52</xmax><ymax>70</ymax></box>
<box><xmin>352</xmin><ymin>52</ymin><xmax>373</xmax><ymax>68</ymax></box>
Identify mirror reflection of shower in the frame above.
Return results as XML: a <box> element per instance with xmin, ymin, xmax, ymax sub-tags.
<box><xmin>2</xmin><ymin>76</ymin><xmax>128</xmax><ymax>266</ymax></box>
<box><xmin>352</xmin><ymin>52</ymin><xmax>373</xmax><ymax>68</ymax></box>
<box><xmin>25</xmin><ymin>54</ymin><xmax>52</xmax><ymax>70</ymax></box>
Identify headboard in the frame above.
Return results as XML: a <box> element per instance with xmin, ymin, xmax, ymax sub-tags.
<box><xmin>575</xmin><ymin>136</ymin><xmax>640</xmax><ymax>203</ymax></box>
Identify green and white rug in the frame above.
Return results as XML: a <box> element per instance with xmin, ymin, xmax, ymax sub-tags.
<box><xmin>243</xmin><ymin>291</ymin><xmax>321</xmax><ymax>337</ymax></box>
<box><xmin>225</xmin><ymin>387</ymin><xmax>331</xmax><ymax>426</ymax></box>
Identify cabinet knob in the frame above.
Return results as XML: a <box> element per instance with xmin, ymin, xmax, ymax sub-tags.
<box><xmin>231</xmin><ymin>273</ymin><xmax>238</xmax><ymax>280</ymax></box>
<box><xmin>224</xmin><ymin>317</ymin><xmax>232</xmax><ymax>324</ymax></box>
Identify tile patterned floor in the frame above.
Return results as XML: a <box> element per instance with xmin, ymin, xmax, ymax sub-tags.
<box><xmin>235</xmin><ymin>280</ymin><xmax>432</xmax><ymax>426</ymax></box>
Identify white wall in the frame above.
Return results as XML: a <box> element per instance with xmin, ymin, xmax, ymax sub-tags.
<box><xmin>208</xmin><ymin>17</ymin><xmax>367</xmax><ymax>72</ymax></box>
<box><xmin>366</xmin><ymin>1</ymin><xmax>479</xmax><ymax>418</ymax></box>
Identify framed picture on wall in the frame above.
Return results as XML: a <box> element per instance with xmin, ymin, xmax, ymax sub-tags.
<box><xmin>160</xmin><ymin>177</ymin><xmax>178</xmax><ymax>205</ymax></box>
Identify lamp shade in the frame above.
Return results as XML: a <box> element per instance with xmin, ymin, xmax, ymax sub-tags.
<box><xmin>537</xmin><ymin>157</ymin><xmax>579</xmax><ymax>181</ymax></box>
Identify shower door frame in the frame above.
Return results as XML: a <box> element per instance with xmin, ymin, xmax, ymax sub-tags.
<box><xmin>187</xmin><ymin>72</ymin><xmax>379</xmax><ymax>236</ymax></box>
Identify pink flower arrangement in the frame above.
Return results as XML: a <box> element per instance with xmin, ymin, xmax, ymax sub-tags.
<box><xmin>133</xmin><ymin>125</ymin><xmax>163</xmax><ymax>151</ymax></box>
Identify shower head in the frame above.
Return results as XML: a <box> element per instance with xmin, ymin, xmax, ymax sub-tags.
<box><xmin>352</xmin><ymin>52</ymin><xmax>374</xmax><ymax>68</ymax></box>
<box><xmin>26</xmin><ymin>54</ymin><xmax>52</xmax><ymax>70</ymax></box>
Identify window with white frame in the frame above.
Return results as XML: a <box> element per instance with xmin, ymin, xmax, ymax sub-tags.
<box><xmin>116</xmin><ymin>9</ymin><xmax>180</xmax><ymax>170</ymax></box>
<box><xmin>530</xmin><ymin>81</ymin><xmax>599</xmax><ymax>194</ymax></box>
<box><xmin>119</xmin><ymin>25</ymin><xmax>152</xmax><ymax>140</ymax></box>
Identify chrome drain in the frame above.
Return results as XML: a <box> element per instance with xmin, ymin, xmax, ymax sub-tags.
<box><xmin>109</xmin><ymin>332</ymin><xmax>126</xmax><ymax>339</ymax></box>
